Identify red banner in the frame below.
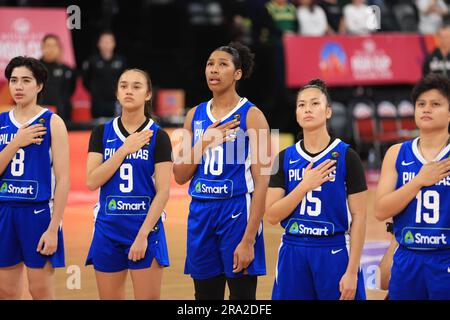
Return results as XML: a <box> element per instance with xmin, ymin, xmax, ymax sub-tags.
<box><xmin>0</xmin><ymin>7</ymin><xmax>75</xmax><ymax>82</ymax></box>
<box><xmin>284</xmin><ymin>33</ymin><xmax>427</xmax><ymax>87</ymax></box>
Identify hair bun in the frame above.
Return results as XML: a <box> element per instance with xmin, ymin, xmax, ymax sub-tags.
<box><xmin>308</xmin><ymin>78</ymin><xmax>327</xmax><ymax>88</ymax></box>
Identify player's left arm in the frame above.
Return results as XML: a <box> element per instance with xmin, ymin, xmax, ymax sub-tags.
<box><xmin>339</xmin><ymin>148</ymin><xmax>367</xmax><ymax>300</ymax></box>
<box><xmin>340</xmin><ymin>189</ymin><xmax>367</xmax><ymax>300</ymax></box>
<box><xmin>233</xmin><ymin>107</ymin><xmax>271</xmax><ymax>273</ymax></box>
<box><xmin>129</xmin><ymin>130</ymin><xmax>172</xmax><ymax>262</ymax></box>
<box><xmin>37</xmin><ymin>114</ymin><xmax>70</xmax><ymax>256</ymax></box>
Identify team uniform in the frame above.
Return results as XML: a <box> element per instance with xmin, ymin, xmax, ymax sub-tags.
<box><xmin>185</xmin><ymin>97</ymin><xmax>266</xmax><ymax>280</ymax></box>
<box><xmin>86</xmin><ymin>117</ymin><xmax>171</xmax><ymax>272</ymax></box>
<box><xmin>0</xmin><ymin>108</ymin><xmax>64</xmax><ymax>268</ymax></box>
<box><xmin>390</xmin><ymin>138</ymin><xmax>450</xmax><ymax>300</ymax></box>
<box><xmin>270</xmin><ymin>138</ymin><xmax>366</xmax><ymax>300</ymax></box>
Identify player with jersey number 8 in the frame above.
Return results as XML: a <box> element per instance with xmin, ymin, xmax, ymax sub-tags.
<box><xmin>0</xmin><ymin>56</ymin><xmax>69</xmax><ymax>300</ymax></box>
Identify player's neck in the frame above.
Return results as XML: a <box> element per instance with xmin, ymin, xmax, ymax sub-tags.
<box><xmin>13</xmin><ymin>102</ymin><xmax>43</xmax><ymax>123</ymax></box>
<box><xmin>302</xmin><ymin>128</ymin><xmax>331</xmax><ymax>154</ymax></box>
<box><xmin>211</xmin><ymin>92</ymin><xmax>241</xmax><ymax>117</ymax></box>
<box><xmin>121</xmin><ymin>111</ymin><xmax>147</xmax><ymax>133</ymax></box>
<box><xmin>418</xmin><ymin>130</ymin><xmax>450</xmax><ymax>161</ymax></box>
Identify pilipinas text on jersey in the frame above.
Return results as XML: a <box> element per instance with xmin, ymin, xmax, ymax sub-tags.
<box><xmin>188</xmin><ymin>98</ymin><xmax>255</xmax><ymax>200</ymax></box>
<box><xmin>280</xmin><ymin>139</ymin><xmax>351</xmax><ymax>247</ymax></box>
<box><xmin>0</xmin><ymin>109</ymin><xmax>54</xmax><ymax>203</ymax></box>
<box><xmin>394</xmin><ymin>138</ymin><xmax>450</xmax><ymax>250</ymax></box>
<box><xmin>94</xmin><ymin>117</ymin><xmax>161</xmax><ymax>244</ymax></box>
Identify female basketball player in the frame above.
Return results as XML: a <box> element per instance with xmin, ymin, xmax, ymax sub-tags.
<box><xmin>266</xmin><ymin>79</ymin><xmax>367</xmax><ymax>300</ymax></box>
<box><xmin>375</xmin><ymin>73</ymin><xmax>450</xmax><ymax>299</ymax></box>
<box><xmin>85</xmin><ymin>69</ymin><xmax>172</xmax><ymax>299</ymax></box>
<box><xmin>173</xmin><ymin>42</ymin><xmax>270</xmax><ymax>300</ymax></box>
<box><xmin>0</xmin><ymin>56</ymin><xmax>69</xmax><ymax>299</ymax></box>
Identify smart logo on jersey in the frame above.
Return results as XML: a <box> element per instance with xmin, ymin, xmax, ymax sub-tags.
<box><xmin>190</xmin><ymin>178</ymin><xmax>233</xmax><ymax>199</ymax></box>
<box><xmin>402</xmin><ymin>228</ymin><xmax>450</xmax><ymax>249</ymax></box>
<box><xmin>404</xmin><ymin>231</ymin><xmax>414</xmax><ymax>245</ymax></box>
<box><xmin>286</xmin><ymin>219</ymin><xmax>335</xmax><ymax>237</ymax></box>
<box><xmin>38</xmin><ymin>118</ymin><xmax>46</xmax><ymax>124</ymax></box>
<box><xmin>108</xmin><ymin>199</ymin><xmax>117</xmax><ymax>211</ymax></box>
<box><xmin>0</xmin><ymin>179</ymin><xmax>38</xmax><ymax>200</ymax></box>
<box><xmin>105</xmin><ymin>196</ymin><xmax>151</xmax><ymax>215</ymax></box>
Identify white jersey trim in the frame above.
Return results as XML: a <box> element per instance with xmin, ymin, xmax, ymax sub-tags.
<box><xmin>9</xmin><ymin>108</ymin><xmax>48</xmax><ymax>128</ymax></box>
<box><xmin>206</xmin><ymin>97</ymin><xmax>248</xmax><ymax>123</ymax></box>
<box><xmin>295</xmin><ymin>138</ymin><xmax>342</xmax><ymax>163</ymax></box>
<box><xmin>412</xmin><ymin>137</ymin><xmax>450</xmax><ymax>164</ymax></box>
<box><xmin>113</xmin><ymin>117</ymin><xmax>154</xmax><ymax>142</ymax></box>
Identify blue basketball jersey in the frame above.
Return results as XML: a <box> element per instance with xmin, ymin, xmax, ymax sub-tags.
<box><xmin>0</xmin><ymin>108</ymin><xmax>54</xmax><ymax>203</ymax></box>
<box><xmin>94</xmin><ymin>117</ymin><xmax>162</xmax><ymax>244</ymax></box>
<box><xmin>280</xmin><ymin>139</ymin><xmax>350</xmax><ymax>247</ymax></box>
<box><xmin>394</xmin><ymin>138</ymin><xmax>450</xmax><ymax>250</ymax></box>
<box><xmin>188</xmin><ymin>98</ymin><xmax>254</xmax><ymax>199</ymax></box>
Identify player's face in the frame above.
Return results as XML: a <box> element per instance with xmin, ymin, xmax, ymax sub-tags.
<box><xmin>8</xmin><ymin>66</ymin><xmax>42</xmax><ymax>106</ymax></box>
<box><xmin>296</xmin><ymin>88</ymin><xmax>331</xmax><ymax>131</ymax></box>
<box><xmin>415</xmin><ymin>89</ymin><xmax>450</xmax><ymax>132</ymax></box>
<box><xmin>41</xmin><ymin>38</ymin><xmax>61</xmax><ymax>62</ymax></box>
<box><xmin>117</xmin><ymin>70</ymin><xmax>151</xmax><ymax>114</ymax></box>
<box><xmin>205</xmin><ymin>50</ymin><xmax>242</xmax><ymax>93</ymax></box>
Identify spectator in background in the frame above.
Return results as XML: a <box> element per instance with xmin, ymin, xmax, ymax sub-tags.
<box><xmin>296</xmin><ymin>0</ymin><xmax>329</xmax><ymax>36</ymax></box>
<box><xmin>423</xmin><ymin>24</ymin><xmax>450</xmax><ymax>76</ymax></box>
<box><xmin>82</xmin><ymin>31</ymin><xmax>126</xmax><ymax>122</ymax></box>
<box><xmin>255</xmin><ymin>0</ymin><xmax>298</xmax><ymax>130</ymax></box>
<box><xmin>417</xmin><ymin>0</ymin><xmax>449</xmax><ymax>34</ymax></box>
<box><xmin>343</xmin><ymin>0</ymin><xmax>372</xmax><ymax>34</ymax></box>
<box><xmin>319</xmin><ymin>0</ymin><xmax>346</xmax><ymax>34</ymax></box>
<box><xmin>40</xmin><ymin>34</ymin><xmax>76</xmax><ymax>123</ymax></box>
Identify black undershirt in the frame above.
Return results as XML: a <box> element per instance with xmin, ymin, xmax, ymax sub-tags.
<box><xmin>88</xmin><ymin>117</ymin><xmax>172</xmax><ymax>163</ymax></box>
<box><xmin>269</xmin><ymin>138</ymin><xmax>367</xmax><ymax>195</ymax></box>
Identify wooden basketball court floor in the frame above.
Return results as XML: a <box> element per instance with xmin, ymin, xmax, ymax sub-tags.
<box><xmin>20</xmin><ymin>131</ymin><xmax>390</xmax><ymax>300</ymax></box>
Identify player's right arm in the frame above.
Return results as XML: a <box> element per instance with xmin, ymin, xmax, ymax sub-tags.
<box><xmin>375</xmin><ymin>144</ymin><xmax>450</xmax><ymax>221</ymax></box>
<box><xmin>172</xmin><ymin>107</ymin><xmax>240</xmax><ymax>185</ymax></box>
<box><xmin>0</xmin><ymin>123</ymin><xmax>46</xmax><ymax>175</ymax></box>
<box><xmin>265</xmin><ymin>158</ymin><xmax>336</xmax><ymax>225</ymax></box>
<box><xmin>86</xmin><ymin>128</ymin><xmax>152</xmax><ymax>191</ymax></box>
<box><xmin>379</xmin><ymin>234</ymin><xmax>398</xmax><ymax>291</ymax></box>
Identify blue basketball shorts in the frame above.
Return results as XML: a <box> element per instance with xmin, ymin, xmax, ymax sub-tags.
<box><xmin>272</xmin><ymin>241</ymin><xmax>366</xmax><ymax>300</ymax></box>
<box><xmin>0</xmin><ymin>201</ymin><xmax>65</xmax><ymax>269</ymax></box>
<box><xmin>86</xmin><ymin>219</ymin><xmax>170</xmax><ymax>273</ymax></box>
<box><xmin>184</xmin><ymin>193</ymin><xmax>266</xmax><ymax>280</ymax></box>
<box><xmin>389</xmin><ymin>246</ymin><xmax>450</xmax><ymax>300</ymax></box>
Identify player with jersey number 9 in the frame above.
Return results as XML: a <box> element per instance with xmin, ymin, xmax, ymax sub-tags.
<box><xmin>85</xmin><ymin>68</ymin><xmax>172</xmax><ymax>300</ymax></box>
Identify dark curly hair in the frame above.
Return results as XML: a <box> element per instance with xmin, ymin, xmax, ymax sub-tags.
<box><xmin>214</xmin><ymin>42</ymin><xmax>255</xmax><ymax>80</ymax></box>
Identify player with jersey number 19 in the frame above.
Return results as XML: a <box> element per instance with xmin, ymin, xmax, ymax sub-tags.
<box><xmin>0</xmin><ymin>56</ymin><xmax>69</xmax><ymax>300</ymax></box>
<box><xmin>85</xmin><ymin>68</ymin><xmax>172</xmax><ymax>300</ymax></box>
<box><xmin>265</xmin><ymin>79</ymin><xmax>367</xmax><ymax>300</ymax></box>
<box><xmin>375</xmin><ymin>73</ymin><xmax>450</xmax><ymax>300</ymax></box>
